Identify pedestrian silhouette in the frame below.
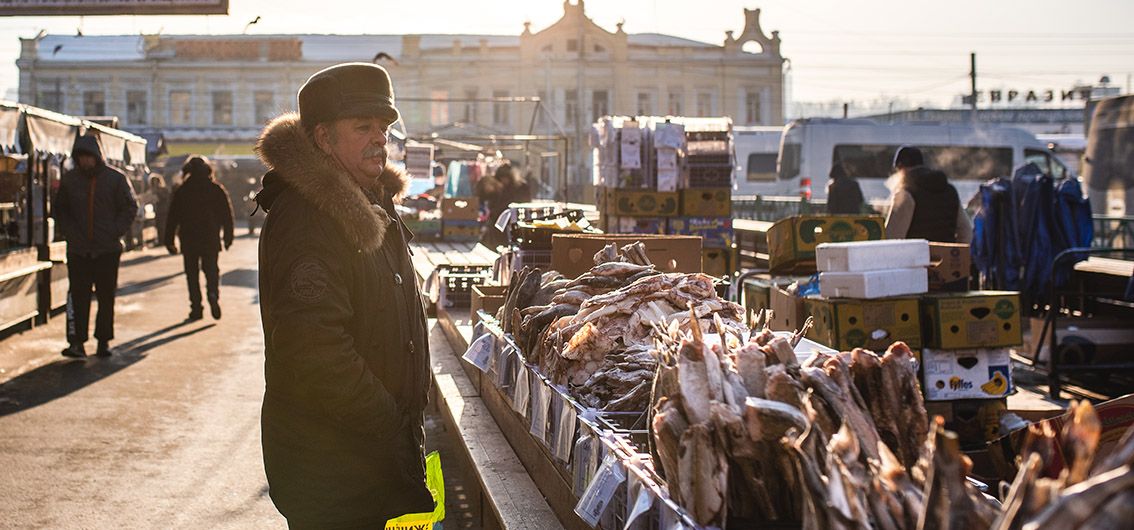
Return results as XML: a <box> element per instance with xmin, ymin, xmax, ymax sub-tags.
<box><xmin>165</xmin><ymin>156</ymin><xmax>236</xmax><ymax>321</ymax></box>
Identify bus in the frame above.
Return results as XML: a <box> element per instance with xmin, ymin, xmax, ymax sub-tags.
<box><xmin>733</xmin><ymin>125</ymin><xmax>784</xmax><ymax>196</ymax></box>
<box><xmin>772</xmin><ymin>118</ymin><xmax>1071</xmax><ymax>204</ymax></box>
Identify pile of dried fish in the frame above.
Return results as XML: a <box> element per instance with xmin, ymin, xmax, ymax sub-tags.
<box><xmin>650</xmin><ymin>312</ymin><xmax>1000</xmax><ymax>528</ymax></box>
<box><xmin>992</xmin><ymin>401</ymin><xmax>1134</xmax><ymax>530</ymax></box>
<box><xmin>498</xmin><ymin>242</ymin><xmax>743</xmax><ymax>412</ymax></box>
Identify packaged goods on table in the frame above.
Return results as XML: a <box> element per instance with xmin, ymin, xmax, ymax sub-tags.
<box><xmin>819</xmin><ymin>268</ymin><xmax>928</xmax><ymax>299</ymax></box>
<box><xmin>920</xmin><ymin>291</ymin><xmax>1023</xmax><ymax>349</ymax></box>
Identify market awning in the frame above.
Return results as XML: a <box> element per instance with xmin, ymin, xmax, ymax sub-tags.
<box><xmin>0</xmin><ymin>103</ymin><xmax>20</xmax><ymax>154</ymax></box>
<box><xmin>24</xmin><ymin>108</ymin><xmax>81</xmax><ymax>156</ymax></box>
<box><xmin>125</xmin><ymin>139</ymin><xmax>147</xmax><ymax>167</ymax></box>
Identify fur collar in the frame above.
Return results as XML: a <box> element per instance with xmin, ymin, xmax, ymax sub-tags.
<box><xmin>255</xmin><ymin>113</ymin><xmax>408</xmax><ymax>252</ymax></box>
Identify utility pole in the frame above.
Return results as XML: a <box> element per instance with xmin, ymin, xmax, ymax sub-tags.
<box><xmin>969</xmin><ymin>52</ymin><xmax>977</xmax><ymax>123</ymax></box>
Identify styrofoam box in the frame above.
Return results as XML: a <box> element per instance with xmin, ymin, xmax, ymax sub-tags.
<box><xmin>816</xmin><ymin>239</ymin><xmax>931</xmax><ymax>272</ymax></box>
<box><xmin>819</xmin><ymin>267</ymin><xmax>928</xmax><ymax>299</ymax></box>
<box><xmin>921</xmin><ymin>348</ymin><xmax>1013</xmax><ymax>401</ymax></box>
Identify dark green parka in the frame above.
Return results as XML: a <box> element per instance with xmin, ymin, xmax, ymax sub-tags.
<box><xmin>254</xmin><ymin>113</ymin><xmax>432</xmax><ymax>527</ymax></box>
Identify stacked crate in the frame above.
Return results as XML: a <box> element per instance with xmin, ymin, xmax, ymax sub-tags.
<box><xmin>671</xmin><ymin>119</ymin><xmax>735</xmax><ymax>276</ymax></box>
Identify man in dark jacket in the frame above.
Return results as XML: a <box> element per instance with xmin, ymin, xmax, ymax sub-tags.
<box><xmin>164</xmin><ymin>155</ymin><xmax>236</xmax><ymax>320</ymax></box>
<box><xmin>885</xmin><ymin>146</ymin><xmax>973</xmax><ymax>243</ymax></box>
<box><xmin>254</xmin><ymin>63</ymin><xmax>433</xmax><ymax>528</ymax></box>
<box><xmin>53</xmin><ymin>135</ymin><xmax>139</xmax><ymax>357</ymax></box>
<box><xmin>825</xmin><ymin>162</ymin><xmax>866</xmax><ymax>214</ymax></box>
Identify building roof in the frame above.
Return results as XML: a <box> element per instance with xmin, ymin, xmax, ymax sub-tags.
<box><xmin>32</xmin><ymin>31</ymin><xmax>722</xmax><ymax>64</ymax></box>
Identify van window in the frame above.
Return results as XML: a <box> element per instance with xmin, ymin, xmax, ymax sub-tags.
<box><xmin>778</xmin><ymin>143</ymin><xmax>800</xmax><ymax>180</ymax></box>
<box><xmin>1024</xmin><ymin>148</ymin><xmax>1051</xmax><ymax>175</ymax></box>
<box><xmin>746</xmin><ymin>153</ymin><xmax>777</xmax><ymax>181</ymax></box>
<box><xmin>833</xmin><ymin>144</ymin><xmax>1013</xmax><ymax>181</ymax></box>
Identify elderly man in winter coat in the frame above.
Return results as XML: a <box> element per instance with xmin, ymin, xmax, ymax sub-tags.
<box><xmin>53</xmin><ymin>135</ymin><xmax>139</xmax><ymax>358</ymax></box>
<box><xmin>253</xmin><ymin>63</ymin><xmax>433</xmax><ymax>528</ymax></box>
<box><xmin>164</xmin><ymin>155</ymin><xmax>236</xmax><ymax>321</ymax></box>
<box><xmin>885</xmin><ymin>146</ymin><xmax>973</xmax><ymax>244</ymax></box>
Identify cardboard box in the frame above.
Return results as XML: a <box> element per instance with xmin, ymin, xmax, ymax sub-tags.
<box><xmin>679</xmin><ymin>188</ymin><xmax>731</xmax><ymax>217</ymax></box>
<box><xmin>926</xmin><ymin>398</ymin><xmax>1007</xmax><ymax>447</ymax></box>
<box><xmin>921</xmin><ymin>291</ymin><xmax>1022</xmax><ymax>349</ymax></box>
<box><xmin>605</xmin><ymin>216</ymin><xmax>666</xmax><ymax>235</ymax></box>
<box><xmin>928</xmin><ymin>242</ymin><xmax>971</xmax><ymax>291</ymax></box>
<box><xmin>921</xmin><ymin>348</ymin><xmax>1013</xmax><ymax>401</ymax></box>
<box><xmin>442</xmin><ymin>219</ymin><xmax>481</xmax><ymax>242</ymax></box>
<box><xmin>767</xmin><ymin>215</ymin><xmax>885</xmax><ymax>274</ymax></box>
<box><xmin>602</xmin><ymin>187</ymin><xmax>680</xmax><ymax>217</ymax></box>
<box><xmin>702</xmin><ymin>248</ymin><xmax>733</xmax><ymax>278</ymax></box>
<box><xmin>550</xmin><ymin>233</ymin><xmax>701</xmax><ymax>279</ymax></box>
<box><xmin>471</xmin><ymin>284</ymin><xmax>507</xmax><ymax>326</ymax></box>
<box><xmin>816</xmin><ymin>239</ymin><xmax>930</xmax><ymax>272</ymax></box>
<box><xmin>819</xmin><ymin>268</ymin><xmax>928</xmax><ymax>299</ymax></box>
<box><xmin>805</xmin><ymin>296</ymin><xmax>922</xmax><ymax>351</ymax></box>
<box><xmin>770</xmin><ymin>286</ymin><xmax>807</xmax><ymax>333</ymax></box>
<box><xmin>441</xmin><ymin>196</ymin><xmax>480</xmax><ymax>221</ymax></box>
<box><xmin>668</xmin><ymin>217</ymin><xmax>734</xmax><ymax>248</ymax></box>
<box><xmin>1024</xmin><ymin>316</ymin><xmax>1134</xmax><ymax>365</ymax></box>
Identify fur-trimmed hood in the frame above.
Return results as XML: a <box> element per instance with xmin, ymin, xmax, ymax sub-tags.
<box><xmin>254</xmin><ymin>112</ymin><xmax>408</xmax><ymax>252</ymax></box>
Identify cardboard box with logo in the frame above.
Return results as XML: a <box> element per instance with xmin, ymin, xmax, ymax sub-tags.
<box><xmin>926</xmin><ymin>398</ymin><xmax>1007</xmax><ymax>447</ymax></box>
<box><xmin>551</xmin><ymin>233</ymin><xmax>701</xmax><ymax>279</ymax></box>
<box><xmin>928</xmin><ymin>242</ymin><xmax>971</xmax><ymax>291</ymax></box>
<box><xmin>678</xmin><ymin>187</ymin><xmax>731</xmax><ymax>217</ymax></box>
<box><xmin>921</xmin><ymin>291</ymin><xmax>1022</xmax><ymax>349</ymax></box>
<box><xmin>602</xmin><ymin>187</ymin><xmax>680</xmax><ymax>217</ymax></box>
<box><xmin>441</xmin><ymin>196</ymin><xmax>480</xmax><ymax>221</ymax></box>
<box><xmin>921</xmin><ymin>348</ymin><xmax>1013</xmax><ymax>401</ymax></box>
<box><xmin>702</xmin><ymin>247</ymin><xmax>733</xmax><ymax>278</ymax></box>
<box><xmin>804</xmin><ymin>296</ymin><xmax>922</xmax><ymax>351</ymax></box>
<box><xmin>770</xmin><ymin>286</ymin><xmax>808</xmax><ymax>333</ymax></box>
<box><xmin>668</xmin><ymin>217</ymin><xmax>734</xmax><ymax>248</ymax></box>
<box><xmin>602</xmin><ymin>216</ymin><xmax>666</xmax><ymax>235</ymax></box>
<box><xmin>767</xmin><ymin>215</ymin><xmax>885</xmax><ymax>274</ymax></box>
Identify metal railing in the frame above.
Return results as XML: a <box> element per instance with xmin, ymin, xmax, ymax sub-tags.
<box><xmin>732</xmin><ymin>195</ymin><xmax>828</xmax><ymax>221</ymax></box>
<box><xmin>1094</xmin><ymin>215</ymin><xmax>1134</xmax><ymax>249</ymax></box>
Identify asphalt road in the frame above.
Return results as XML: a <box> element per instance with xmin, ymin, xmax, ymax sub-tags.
<box><xmin>0</xmin><ymin>233</ymin><xmax>284</xmax><ymax>528</ymax></box>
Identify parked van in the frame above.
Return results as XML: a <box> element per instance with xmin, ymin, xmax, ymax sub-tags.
<box><xmin>773</xmin><ymin>118</ymin><xmax>1071</xmax><ymax>203</ymax></box>
<box><xmin>733</xmin><ymin>125</ymin><xmax>784</xmax><ymax>196</ymax></box>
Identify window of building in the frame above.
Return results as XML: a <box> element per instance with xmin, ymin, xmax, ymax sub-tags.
<box><xmin>169</xmin><ymin>90</ymin><xmax>192</xmax><ymax>125</ymax></box>
<box><xmin>566</xmin><ymin>39</ymin><xmax>579</xmax><ymax>52</ymax></box>
<box><xmin>565</xmin><ymin>89</ymin><xmax>578</xmax><ymax>125</ymax></box>
<box><xmin>83</xmin><ymin>90</ymin><xmax>105</xmax><ymax>116</ymax></box>
<box><xmin>126</xmin><ymin>90</ymin><xmax>147</xmax><ymax>125</ymax></box>
<box><xmin>667</xmin><ymin>90</ymin><xmax>683</xmax><ymax>115</ymax></box>
<box><xmin>430</xmin><ymin>89</ymin><xmax>449</xmax><ymax>126</ymax></box>
<box><xmin>492</xmin><ymin>90</ymin><xmax>509</xmax><ymax>126</ymax></box>
<box><xmin>745</xmin><ymin>91</ymin><xmax>762</xmax><ymax>124</ymax></box>
<box><xmin>463</xmin><ymin>88</ymin><xmax>478</xmax><ymax>123</ymax></box>
<box><xmin>696</xmin><ymin>92</ymin><xmax>715</xmax><ymax>116</ymax></box>
<box><xmin>212</xmin><ymin>91</ymin><xmax>233</xmax><ymax>125</ymax></box>
<box><xmin>594</xmin><ymin>44</ymin><xmax>605</xmax><ymax>53</ymax></box>
<box><xmin>254</xmin><ymin>91</ymin><xmax>275</xmax><ymax>124</ymax></box>
<box><xmin>37</xmin><ymin>88</ymin><xmax>62</xmax><ymax>112</ymax></box>
<box><xmin>591</xmin><ymin>90</ymin><xmax>609</xmax><ymax>121</ymax></box>
<box><xmin>636</xmin><ymin>92</ymin><xmax>654</xmax><ymax>115</ymax></box>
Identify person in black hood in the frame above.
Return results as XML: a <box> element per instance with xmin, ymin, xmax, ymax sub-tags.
<box><xmin>165</xmin><ymin>155</ymin><xmax>236</xmax><ymax>321</ymax></box>
<box><xmin>52</xmin><ymin>134</ymin><xmax>139</xmax><ymax>357</ymax></box>
<box><xmin>885</xmin><ymin>146</ymin><xmax>973</xmax><ymax>243</ymax></box>
<box><xmin>825</xmin><ymin>162</ymin><xmax>866</xmax><ymax>214</ymax></box>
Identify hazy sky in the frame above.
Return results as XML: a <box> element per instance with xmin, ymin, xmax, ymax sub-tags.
<box><xmin>1</xmin><ymin>0</ymin><xmax>1132</xmax><ymax>109</ymax></box>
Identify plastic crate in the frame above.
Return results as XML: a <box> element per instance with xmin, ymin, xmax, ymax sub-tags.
<box><xmin>685</xmin><ymin>165</ymin><xmax>733</xmax><ymax>188</ymax></box>
<box><xmin>685</xmin><ymin>153</ymin><xmax>731</xmax><ymax>166</ymax></box>
<box><xmin>438</xmin><ymin>265</ymin><xmax>492</xmax><ymax>308</ymax></box>
<box><xmin>511</xmin><ymin>249</ymin><xmax>552</xmax><ymax>272</ymax></box>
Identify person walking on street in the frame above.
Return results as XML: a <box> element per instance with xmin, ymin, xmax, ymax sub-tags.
<box><xmin>885</xmin><ymin>146</ymin><xmax>973</xmax><ymax>243</ymax></box>
<box><xmin>475</xmin><ymin>161</ymin><xmax>531</xmax><ymax>247</ymax></box>
<box><xmin>254</xmin><ymin>63</ymin><xmax>434</xmax><ymax>528</ymax></box>
<box><xmin>825</xmin><ymin>162</ymin><xmax>866</xmax><ymax>214</ymax></box>
<box><xmin>52</xmin><ymin>135</ymin><xmax>139</xmax><ymax>357</ymax></box>
<box><xmin>164</xmin><ymin>156</ymin><xmax>235</xmax><ymax>321</ymax></box>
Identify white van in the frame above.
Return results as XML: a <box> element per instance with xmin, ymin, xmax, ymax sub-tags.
<box><xmin>772</xmin><ymin>118</ymin><xmax>1071</xmax><ymax>204</ymax></box>
<box><xmin>733</xmin><ymin>125</ymin><xmax>785</xmax><ymax>196</ymax></box>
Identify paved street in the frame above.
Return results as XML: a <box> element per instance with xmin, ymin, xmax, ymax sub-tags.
<box><xmin>0</xmin><ymin>233</ymin><xmax>284</xmax><ymax>528</ymax></box>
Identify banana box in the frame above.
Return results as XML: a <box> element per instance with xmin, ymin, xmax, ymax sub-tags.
<box><xmin>602</xmin><ymin>187</ymin><xmax>680</xmax><ymax>217</ymax></box>
<box><xmin>921</xmin><ymin>348</ymin><xmax>1013</xmax><ymax>401</ymax></box>
<box><xmin>921</xmin><ymin>291</ymin><xmax>1023</xmax><ymax>349</ymax></box>
<box><xmin>804</xmin><ymin>296</ymin><xmax>922</xmax><ymax>351</ymax></box>
<box><xmin>767</xmin><ymin>215</ymin><xmax>885</xmax><ymax>274</ymax></box>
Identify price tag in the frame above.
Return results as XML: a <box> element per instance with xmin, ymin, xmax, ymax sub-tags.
<box><xmin>554</xmin><ymin>398</ymin><xmax>578</xmax><ymax>464</ymax></box>
<box><xmin>571</xmin><ymin>432</ymin><xmax>594</xmax><ymax>497</ymax></box>
<box><xmin>574</xmin><ymin>452</ymin><xmax>627</xmax><ymax>527</ymax></box>
<box><xmin>512</xmin><ymin>364</ymin><xmax>530</xmax><ymax>415</ymax></box>
<box><xmin>462</xmin><ymin>333</ymin><xmax>494</xmax><ymax>372</ymax></box>
<box><xmin>623</xmin><ymin>471</ymin><xmax>655</xmax><ymax>530</ymax></box>
<box><xmin>529</xmin><ymin>377</ymin><xmax>550</xmax><ymax>442</ymax></box>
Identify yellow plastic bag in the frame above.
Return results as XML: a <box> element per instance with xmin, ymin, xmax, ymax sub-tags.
<box><xmin>385</xmin><ymin>451</ymin><xmax>445</xmax><ymax>530</ymax></box>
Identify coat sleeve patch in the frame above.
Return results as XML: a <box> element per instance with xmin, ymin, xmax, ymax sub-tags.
<box><xmin>287</xmin><ymin>258</ymin><xmax>331</xmax><ymax>304</ymax></box>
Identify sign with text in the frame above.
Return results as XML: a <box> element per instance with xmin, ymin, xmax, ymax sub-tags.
<box><xmin>1</xmin><ymin>0</ymin><xmax>228</xmax><ymax>16</ymax></box>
